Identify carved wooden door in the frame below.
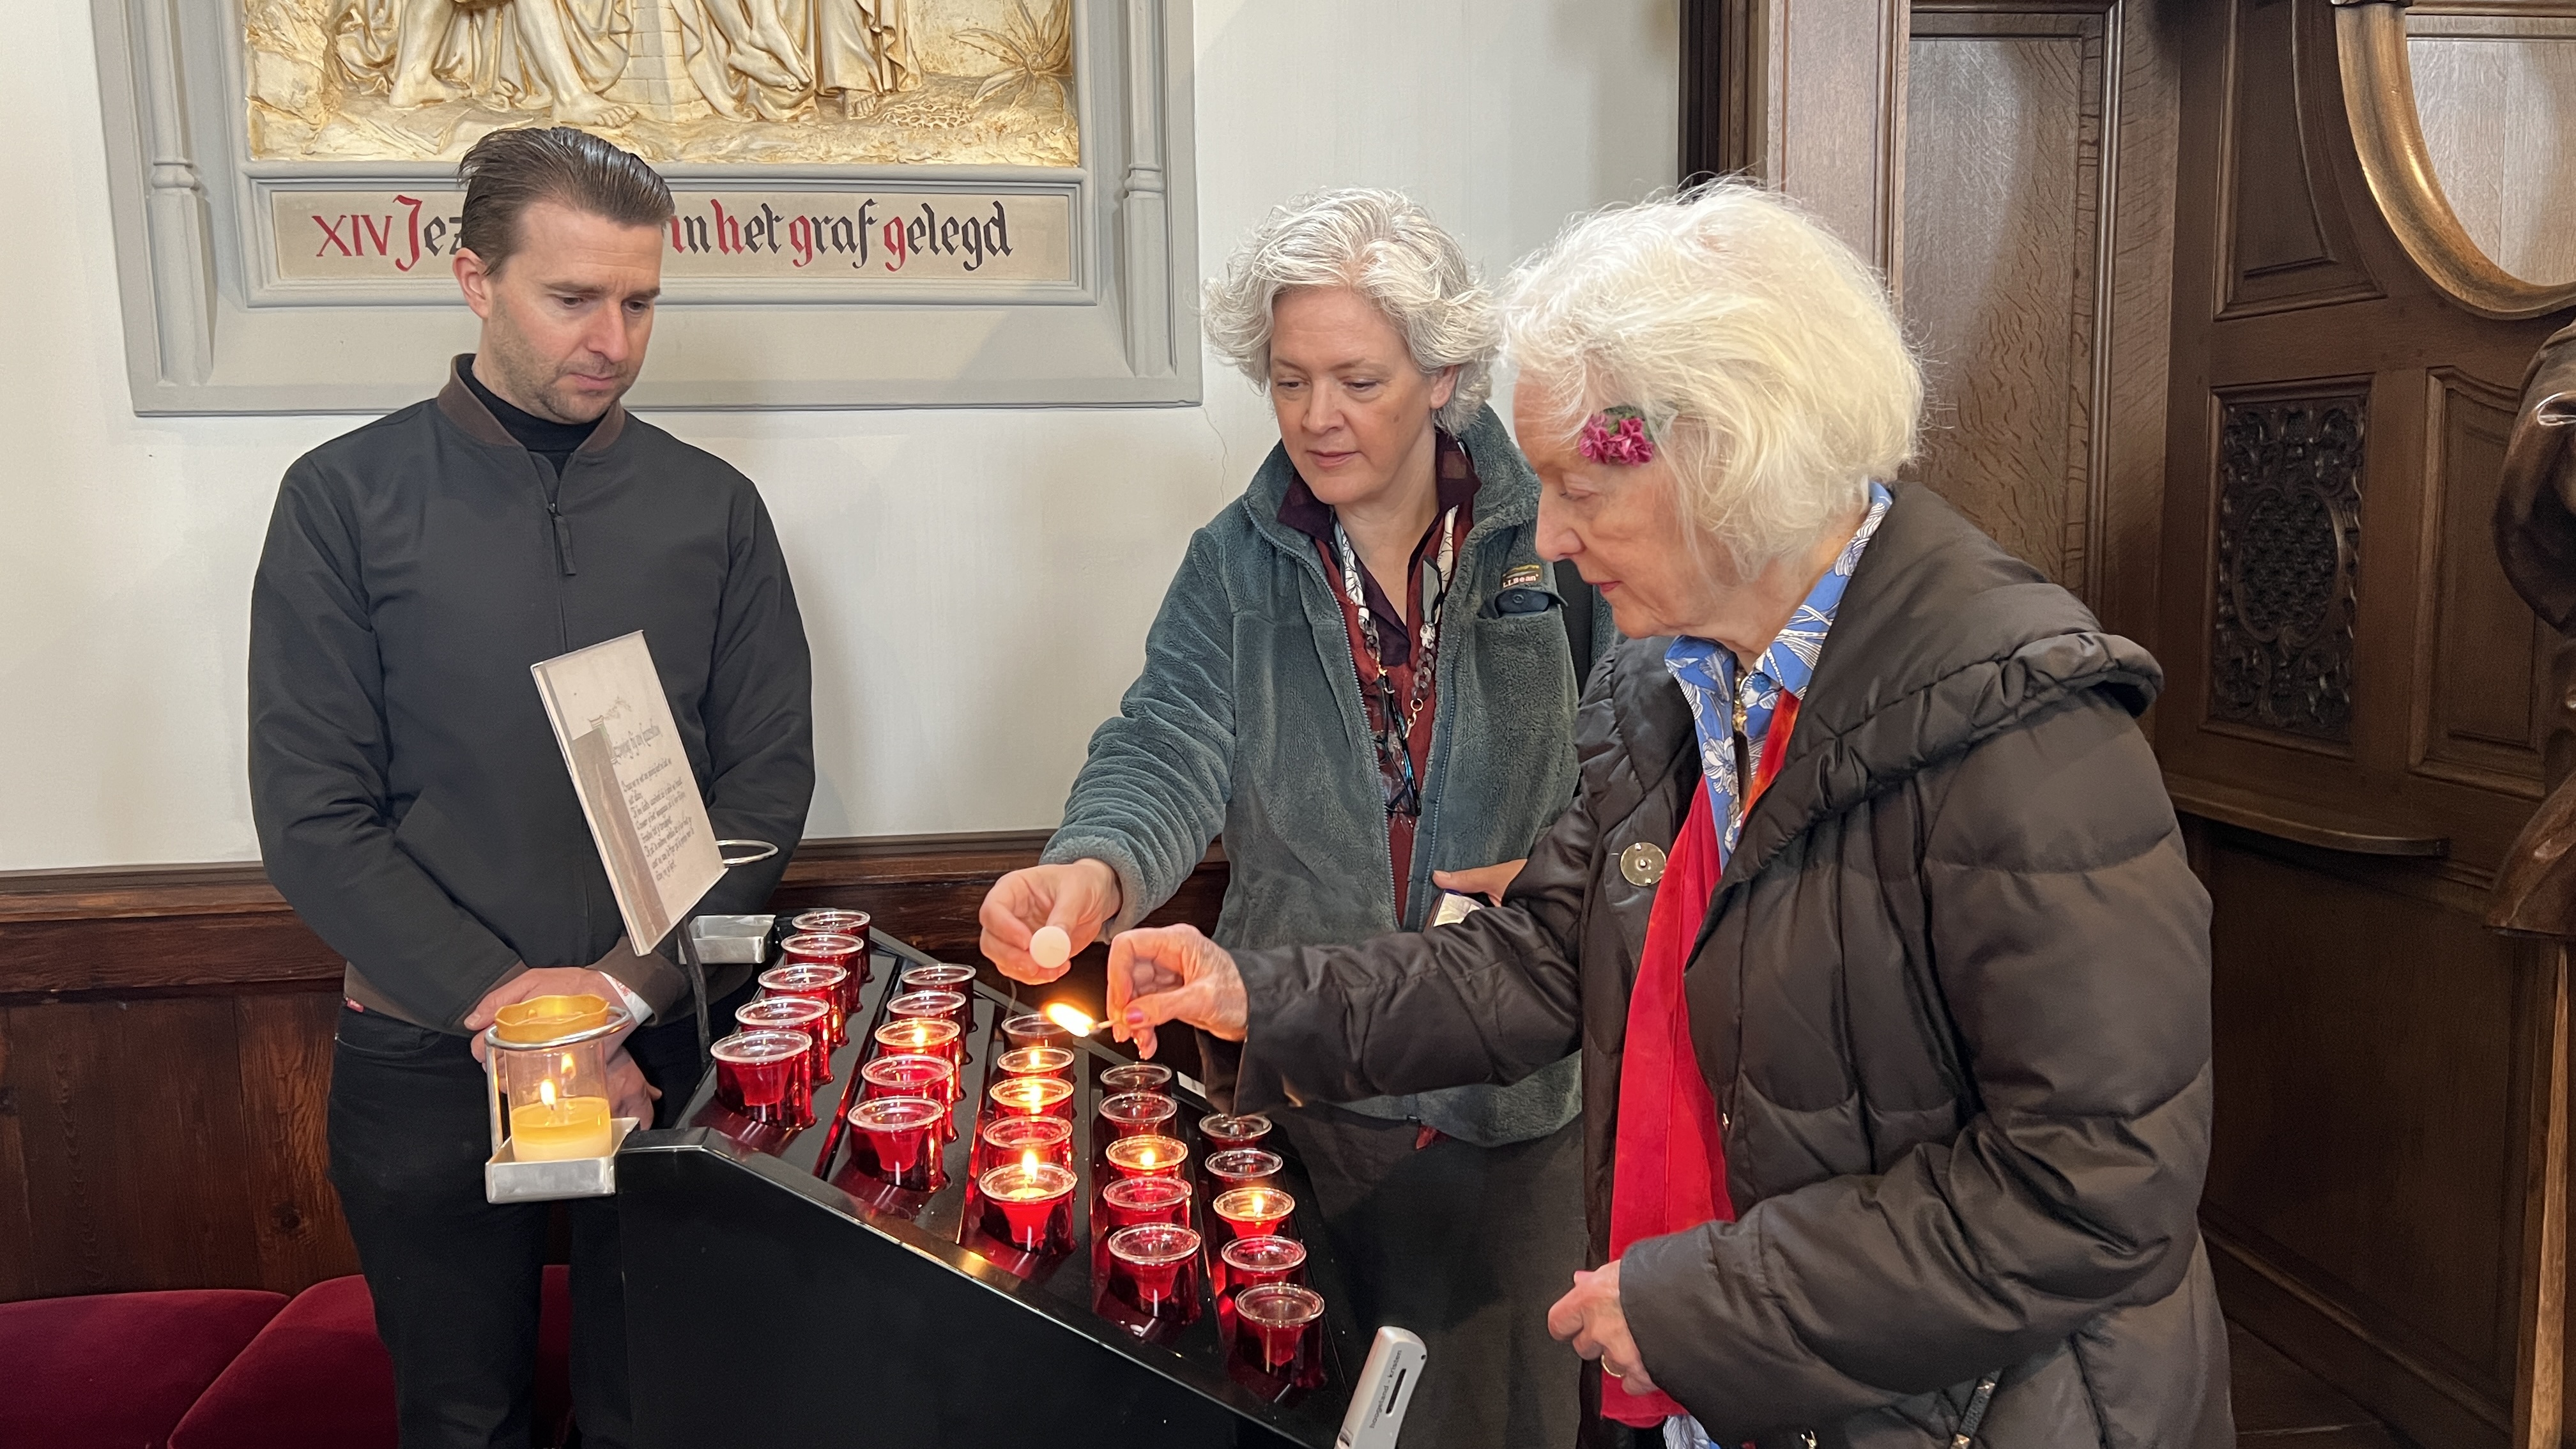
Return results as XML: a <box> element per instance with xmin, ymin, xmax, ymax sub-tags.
<box><xmin>2154</xmin><ymin>2</ymin><xmax>2572</xmax><ymax>1445</ymax></box>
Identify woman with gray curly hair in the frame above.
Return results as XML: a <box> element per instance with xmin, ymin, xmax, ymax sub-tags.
<box><xmin>1103</xmin><ymin>181</ymin><xmax>2229</xmax><ymax>1448</ymax></box>
<box><xmin>981</xmin><ymin>188</ymin><xmax>1600</xmax><ymax>1448</ymax></box>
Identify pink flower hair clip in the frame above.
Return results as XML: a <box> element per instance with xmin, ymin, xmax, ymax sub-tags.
<box><xmin>1579</xmin><ymin>404</ymin><xmax>1655</xmax><ymax>466</ymax></box>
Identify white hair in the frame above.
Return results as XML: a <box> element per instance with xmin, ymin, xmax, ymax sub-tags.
<box><xmin>1504</xmin><ymin>180</ymin><xmax>1922</xmax><ymax>574</ymax></box>
<box><xmin>1202</xmin><ymin>188</ymin><xmax>1498</xmax><ymax>434</ymax></box>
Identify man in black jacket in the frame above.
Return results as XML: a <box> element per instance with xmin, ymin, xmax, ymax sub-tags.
<box><xmin>249</xmin><ymin>127</ymin><xmax>813</xmax><ymax>1448</ymax></box>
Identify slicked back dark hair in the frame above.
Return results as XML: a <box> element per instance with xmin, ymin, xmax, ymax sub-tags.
<box><xmin>456</xmin><ymin>126</ymin><xmax>673</xmax><ymax>273</ymax></box>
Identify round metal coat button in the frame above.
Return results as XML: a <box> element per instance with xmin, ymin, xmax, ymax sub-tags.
<box><xmin>1618</xmin><ymin>841</ymin><xmax>1668</xmax><ymax>886</ymax></box>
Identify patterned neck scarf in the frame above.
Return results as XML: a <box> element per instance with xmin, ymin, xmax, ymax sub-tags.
<box><xmin>1663</xmin><ymin>481</ymin><xmax>1893</xmax><ymax>867</ymax></box>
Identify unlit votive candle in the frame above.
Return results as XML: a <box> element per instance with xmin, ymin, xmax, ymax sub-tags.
<box><xmin>1099</xmin><ymin>1174</ymin><xmax>1194</xmax><ymax>1233</ymax></box>
<box><xmin>846</xmin><ymin>1096</ymin><xmax>946</xmax><ymax>1190</ymax></box>
<box><xmin>758</xmin><ymin>964</ymin><xmax>849</xmax><ymax>1052</ymax></box>
<box><xmin>1199</xmin><ymin>1112</ymin><xmax>1274</xmax><ymax>1150</ymax></box>
<box><xmin>735</xmin><ymin>995</ymin><xmax>832</xmax><ymax>1087</ymax></box>
<box><xmin>1106</xmin><ymin>1223</ymin><xmax>1202</xmax><ymax>1320</ymax></box>
<box><xmin>1099</xmin><ymin>1062</ymin><xmax>1172</xmax><ymax>1095</ymax></box>
<box><xmin>1000</xmin><ymin>1012</ymin><xmax>1070</xmax><ymax>1052</ymax></box>
<box><xmin>1204</xmin><ymin>1147</ymin><xmax>1284</xmax><ymax>1194</ymax></box>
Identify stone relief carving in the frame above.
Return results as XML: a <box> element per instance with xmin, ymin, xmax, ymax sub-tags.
<box><xmin>242</xmin><ymin>0</ymin><xmax>1077</xmax><ymax>165</ymax></box>
<box><xmin>2211</xmin><ymin>393</ymin><xmax>2368</xmax><ymax>743</ymax></box>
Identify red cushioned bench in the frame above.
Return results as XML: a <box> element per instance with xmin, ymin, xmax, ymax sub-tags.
<box><xmin>1</xmin><ymin>1268</ymin><xmax>571</xmax><ymax>1449</ymax></box>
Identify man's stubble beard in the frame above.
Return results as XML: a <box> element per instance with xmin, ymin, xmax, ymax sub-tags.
<box><xmin>482</xmin><ymin>296</ymin><xmax>634</xmax><ymax>425</ymax></box>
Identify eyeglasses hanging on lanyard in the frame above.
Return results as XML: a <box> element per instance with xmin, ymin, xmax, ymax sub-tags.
<box><xmin>1331</xmin><ymin>508</ymin><xmax>1459</xmax><ymax>818</ymax></box>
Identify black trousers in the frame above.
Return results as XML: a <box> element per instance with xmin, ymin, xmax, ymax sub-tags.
<box><xmin>1280</xmin><ymin>1103</ymin><xmax>1588</xmax><ymax>1449</ymax></box>
<box><xmin>326</xmin><ymin>985</ymin><xmax>747</xmax><ymax>1449</ymax></box>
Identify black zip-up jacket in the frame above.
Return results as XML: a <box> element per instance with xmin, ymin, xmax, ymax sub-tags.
<box><xmin>250</xmin><ymin>357</ymin><xmax>813</xmax><ymax>1032</ymax></box>
<box><xmin>1227</xmin><ymin>487</ymin><xmax>2228</xmax><ymax>1446</ymax></box>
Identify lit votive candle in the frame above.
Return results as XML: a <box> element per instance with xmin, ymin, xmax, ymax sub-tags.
<box><xmin>509</xmin><ymin>1078</ymin><xmax>614</xmax><ymax>1161</ymax></box>
<box><xmin>987</xmin><ymin>1075</ymin><xmax>1075</xmax><ymax>1123</ymax></box>
<box><xmin>974</xmin><ymin>1114</ymin><xmax>1073</xmax><ymax>1176</ymax></box>
<box><xmin>1105</xmin><ymin>1133</ymin><xmax>1189</xmax><ymax>1182</ymax></box>
<box><xmin>978</xmin><ymin>1160</ymin><xmax>1077</xmax><ymax>1253</ymax></box>
<box><xmin>873</xmin><ymin>1016</ymin><xmax>962</xmax><ymax>1071</ymax></box>
<box><xmin>994</xmin><ymin>1045</ymin><xmax>1075</xmax><ymax>1083</ymax></box>
<box><xmin>1212</xmin><ymin>1185</ymin><xmax>1296</xmax><ymax>1243</ymax></box>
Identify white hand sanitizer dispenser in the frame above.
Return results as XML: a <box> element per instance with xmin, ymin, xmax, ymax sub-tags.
<box><xmin>1335</xmin><ymin>1326</ymin><xmax>1427</xmax><ymax>1449</ymax></box>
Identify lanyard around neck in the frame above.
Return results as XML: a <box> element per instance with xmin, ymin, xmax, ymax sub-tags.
<box><xmin>1331</xmin><ymin>506</ymin><xmax>1459</xmax><ymax>816</ymax></box>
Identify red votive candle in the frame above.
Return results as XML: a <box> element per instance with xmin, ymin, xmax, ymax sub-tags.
<box><xmin>974</xmin><ymin>1114</ymin><xmax>1073</xmax><ymax>1176</ymax></box>
<box><xmin>1099</xmin><ymin>1174</ymin><xmax>1194</xmax><ymax>1232</ymax></box>
<box><xmin>758</xmin><ymin>964</ymin><xmax>849</xmax><ymax>1053</ymax></box>
<box><xmin>1105</xmin><ymin>1133</ymin><xmax>1188</xmax><ymax>1182</ymax></box>
<box><xmin>710</xmin><ymin>1030</ymin><xmax>809</xmax><ymax>1125</ymax></box>
<box><xmin>978</xmin><ymin>1160</ymin><xmax>1077</xmax><ymax>1253</ymax></box>
<box><xmin>736</xmin><ymin>996</ymin><xmax>832</xmax><ymax>1087</ymax></box>
<box><xmin>987</xmin><ymin>1075</ymin><xmax>1075</xmax><ymax>1123</ymax></box>
<box><xmin>872</xmin><ymin>1016</ymin><xmax>962</xmax><ymax>1071</ymax></box>
<box><xmin>1000</xmin><ymin>1012</ymin><xmax>1070</xmax><ymax>1052</ymax></box>
<box><xmin>887</xmin><ymin>990</ymin><xmax>967</xmax><ymax>1035</ymax></box>
<box><xmin>1204</xmin><ymin>1147</ymin><xmax>1284</xmax><ymax>1195</ymax></box>
<box><xmin>781</xmin><ymin>930</ymin><xmax>865</xmax><ymax>972</ymax></box>
<box><xmin>1216</xmin><ymin>1234</ymin><xmax>1306</xmax><ymax>1300</ymax></box>
<box><xmin>1100</xmin><ymin>1062</ymin><xmax>1172</xmax><ymax>1095</ymax></box>
<box><xmin>1107</xmin><ymin>1223</ymin><xmax>1202</xmax><ymax>1321</ymax></box>
<box><xmin>791</xmin><ymin>909</ymin><xmax>870</xmax><ymax>940</ymax></box>
<box><xmin>1096</xmin><ymin>1091</ymin><xmax>1177</xmax><ymax>1149</ymax></box>
<box><xmin>1200</xmin><ymin>1112</ymin><xmax>1274</xmax><ymax>1150</ymax></box>
<box><xmin>861</xmin><ymin>1053</ymin><xmax>956</xmax><ymax>1106</ymax></box>
<box><xmin>1232</xmin><ymin>1284</ymin><xmax>1324</xmax><ymax>1382</ymax></box>
<box><xmin>899</xmin><ymin>962</ymin><xmax>977</xmax><ymax>994</ymax></box>
<box><xmin>1212</xmin><ymin>1186</ymin><xmax>1295</xmax><ymax>1243</ymax></box>
<box><xmin>994</xmin><ymin>1045</ymin><xmax>1075</xmax><ymax>1083</ymax></box>
<box><xmin>847</xmin><ymin>1096</ymin><xmax>946</xmax><ymax>1190</ymax></box>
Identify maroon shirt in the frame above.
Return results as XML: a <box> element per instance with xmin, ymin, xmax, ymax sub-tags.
<box><xmin>1277</xmin><ymin>430</ymin><xmax>1482</xmax><ymax>921</ymax></box>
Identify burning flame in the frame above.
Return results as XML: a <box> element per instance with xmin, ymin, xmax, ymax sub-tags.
<box><xmin>538</xmin><ymin>1078</ymin><xmax>558</xmax><ymax>1110</ymax></box>
<box><xmin>1022</xmin><ymin>1149</ymin><xmax>1041</xmax><ymax>1174</ymax></box>
<box><xmin>1043</xmin><ymin>1002</ymin><xmax>1096</xmax><ymax>1037</ymax></box>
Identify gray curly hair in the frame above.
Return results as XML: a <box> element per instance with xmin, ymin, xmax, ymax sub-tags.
<box><xmin>1202</xmin><ymin>188</ymin><xmax>1498</xmax><ymax>434</ymax></box>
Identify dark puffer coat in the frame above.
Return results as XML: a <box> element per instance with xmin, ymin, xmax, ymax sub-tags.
<box><xmin>1227</xmin><ymin>486</ymin><xmax>2232</xmax><ymax>1447</ymax></box>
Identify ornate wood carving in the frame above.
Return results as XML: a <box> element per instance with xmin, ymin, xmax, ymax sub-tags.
<box><xmin>2211</xmin><ymin>390</ymin><xmax>2369</xmax><ymax>744</ymax></box>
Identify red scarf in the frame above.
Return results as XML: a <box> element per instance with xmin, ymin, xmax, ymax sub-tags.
<box><xmin>1600</xmin><ymin>693</ymin><xmax>1799</xmax><ymax>1425</ymax></box>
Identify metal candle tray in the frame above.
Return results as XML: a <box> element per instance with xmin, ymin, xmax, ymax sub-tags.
<box><xmin>617</xmin><ymin>928</ymin><xmax>1363</xmax><ymax>1449</ymax></box>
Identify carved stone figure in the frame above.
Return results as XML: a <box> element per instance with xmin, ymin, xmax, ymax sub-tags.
<box><xmin>336</xmin><ymin>0</ymin><xmax>642</xmax><ymax>127</ymax></box>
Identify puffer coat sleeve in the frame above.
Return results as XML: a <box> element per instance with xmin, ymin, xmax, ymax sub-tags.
<box><xmin>1620</xmin><ymin>687</ymin><xmax>2214</xmax><ymax>1428</ymax></box>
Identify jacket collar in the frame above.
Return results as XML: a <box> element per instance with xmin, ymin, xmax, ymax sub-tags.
<box><xmin>436</xmin><ymin>354</ymin><xmax>630</xmax><ymax>455</ymax></box>
<box><xmin>1243</xmin><ymin>402</ymin><xmax>1538</xmax><ymax>571</ymax></box>
<box><xmin>1715</xmin><ymin>484</ymin><xmax>2165</xmax><ymax>890</ymax></box>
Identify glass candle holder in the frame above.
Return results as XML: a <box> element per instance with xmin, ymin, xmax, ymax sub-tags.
<box><xmin>1099</xmin><ymin>1174</ymin><xmax>1194</xmax><ymax>1232</ymax></box>
<box><xmin>986</xmin><ymin>1075</ymin><xmax>1075</xmax><ymax>1123</ymax></box>
<box><xmin>1200</xmin><ymin>1112</ymin><xmax>1275</xmax><ymax>1151</ymax></box>
<box><xmin>489</xmin><ymin>995</ymin><xmax>625</xmax><ymax>1160</ymax></box>
<box><xmin>711</xmin><ymin>1029</ymin><xmax>815</xmax><ymax>1128</ymax></box>
<box><xmin>791</xmin><ymin>908</ymin><xmax>871</xmax><ymax>940</ymax></box>
<box><xmin>1204</xmin><ymin>1147</ymin><xmax>1284</xmax><ymax>1195</ymax></box>
<box><xmin>993</xmin><ymin>1045</ymin><xmax>1075</xmax><ymax>1083</ymax></box>
<box><xmin>973</xmin><ymin>1114</ymin><xmax>1074</xmax><ymax>1176</ymax></box>
<box><xmin>1106</xmin><ymin>1223</ymin><xmax>1202</xmax><ymax>1320</ymax></box>
<box><xmin>780</xmin><ymin>930</ymin><xmax>865</xmax><ymax>974</ymax></box>
<box><xmin>1100</xmin><ymin>1062</ymin><xmax>1173</xmax><ymax>1095</ymax></box>
<box><xmin>898</xmin><ymin>963</ymin><xmax>978</xmax><ymax>996</ymax></box>
<box><xmin>1104</xmin><ymin>1133</ymin><xmax>1188</xmax><ymax>1181</ymax></box>
<box><xmin>1216</xmin><ymin>1234</ymin><xmax>1306</xmax><ymax>1300</ymax></box>
<box><xmin>1096</xmin><ymin>1091</ymin><xmax>1177</xmax><ymax>1150</ymax></box>
<box><xmin>1211</xmin><ymin>1186</ymin><xmax>1296</xmax><ymax>1243</ymax></box>
<box><xmin>1231</xmin><ymin>1284</ymin><xmax>1325</xmax><ymax>1382</ymax></box>
<box><xmin>847</xmin><ymin>1096</ymin><xmax>946</xmax><ymax>1190</ymax></box>
<box><xmin>1000</xmin><ymin>1012</ymin><xmax>1071</xmax><ymax>1052</ymax></box>
<box><xmin>886</xmin><ymin>989</ymin><xmax>967</xmax><ymax>1034</ymax></box>
<box><xmin>861</xmin><ymin>1053</ymin><xmax>956</xmax><ymax>1107</ymax></box>
<box><xmin>872</xmin><ymin>1016</ymin><xmax>962</xmax><ymax>1071</ymax></box>
<box><xmin>758</xmin><ymin>964</ymin><xmax>849</xmax><ymax>1053</ymax></box>
<box><xmin>977</xmin><ymin>1160</ymin><xmax>1077</xmax><ymax>1254</ymax></box>
<box><xmin>737</xmin><ymin>995</ymin><xmax>833</xmax><ymax>1085</ymax></box>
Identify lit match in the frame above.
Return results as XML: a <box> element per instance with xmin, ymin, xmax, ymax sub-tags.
<box><xmin>1043</xmin><ymin>1002</ymin><xmax>1097</xmax><ymax>1038</ymax></box>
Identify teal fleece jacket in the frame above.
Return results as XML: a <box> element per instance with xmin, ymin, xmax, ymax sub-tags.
<box><xmin>1043</xmin><ymin>404</ymin><xmax>1589</xmax><ymax>1145</ymax></box>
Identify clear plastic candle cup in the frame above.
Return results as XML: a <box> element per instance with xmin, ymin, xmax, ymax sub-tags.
<box><xmin>994</xmin><ymin>1045</ymin><xmax>1075</xmax><ymax>1083</ymax></box>
<box><xmin>1211</xmin><ymin>1186</ymin><xmax>1295</xmax><ymax>1243</ymax></box>
<box><xmin>1099</xmin><ymin>1062</ymin><xmax>1172</xmax><ymax>1094</ymax></box>
<box><xmin>1105</xmin><ymin>1133</ymin><xmax>1188</xmax><ymax>1181</ymax></box>
<box><xmin>1200</xmin><ymin>1112</ymin><xmax>1274</xmax><ymax>1151</ymax></box>
<box><xmin>977</xmin><ymin>1160</ymin><xmax>1077</xmax><ymax>1253</ymax></box>
<box><xmin>735</xmin><ymin>995</ymin><xmax>832</xmax><ymax>1090</ymax></box>
<box><xmin>1000</xmin><ymin>1012</ymin><xmax>1071</xmax><ymax>1052</ymax></box>
<box><xmin>1231</xmin><ymin>1284</ymin><xmax>1324</xmax><ymax>1381</ymax></box>
<box><xmin>1100</xmin><ymin>1175</ymin><xmax>1194</xmax><ymax>1232</ymax></box>
<box><xmin>973</xmin><ymin>1114</ymin><xmax>1073</xmax><ymax>1176</ymax></box>
<box><xmin>861</xmin><ymin>1053</ymin><xmax>956</xmax><ymax>1106</ymax></box>
<box><xmin>1107</xmin><ymin>1223</ymin><xmax>1202</xmax><ymax>1320</ymax></box>
<box><xmin>987</xmin><ymin>1075</ymin><xmax>1075</xmax><ymax>1123</ymax></box>
<box><xmin>1204</xmin><ymin>1147</ymin><xmax>1284</xmax><ymax>1195</ymax></box>
<box><xmin>872</xmin><ymin>1016</ymin><xmax>962</xmax><ymax>1071</ymax></box>
<box><xmin>1216</xmin><ymin>1234</ymin><xmax>1307</xmax><ymax>1300</ymax></box>
<box><xmin>847</xmin><ymin>1096</ymin><xmax>946</xmax><ymax>1190</ymax></box>
<box><xmin>710</xmin><ymin>1029</ymin><xmax>809</xmax><ymax>1124</ymax></box>
<box><xmin>758</xmin><ymin>964</ymin><xmax>849</xmax><ymax>1053</ymax></box>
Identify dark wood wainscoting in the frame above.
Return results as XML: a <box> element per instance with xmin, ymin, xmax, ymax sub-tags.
<box><xmin>0</xmin><ymin>836</ymin><xmax>1226</xmax><ymax>1307</ymax></box>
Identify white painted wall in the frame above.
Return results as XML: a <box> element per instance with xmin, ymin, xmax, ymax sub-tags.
<box><xmin>0</xmin><ymin>0</ymin><xmax>1676</xmax><ymax>871</ymax></box>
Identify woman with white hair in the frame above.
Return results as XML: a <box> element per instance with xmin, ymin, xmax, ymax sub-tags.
<box><xmin>1100</xmin><ymin>181</ymin><xmax>2231</xmax><ymax>1448</ymax></box>
<box><xmin>981</xmin><ymin>188</ymin><xmax>1598</xmax><ymax>1448</ymax></box>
